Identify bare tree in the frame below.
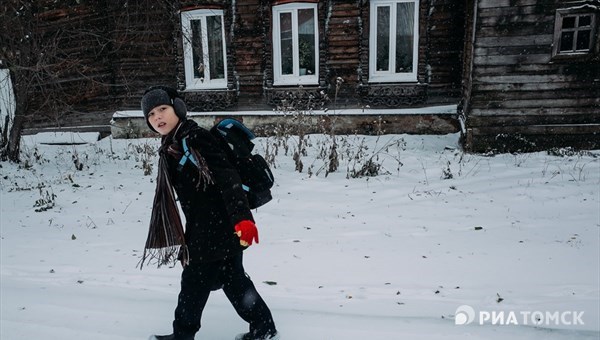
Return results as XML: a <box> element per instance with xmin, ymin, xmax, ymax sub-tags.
<box><xmin>1</xmin><ymin>1</ymin><xmax>32</xmax><ymax>161</ymax></box>
<box><xmin>0</xmin><ymin>0</ymin><xmax>180</xmax><ymax>162</ymax></box>
<box><xmin>0</xmin><ymin>1</ymin><xmax>80</xmax><ymax>161</ymax></box>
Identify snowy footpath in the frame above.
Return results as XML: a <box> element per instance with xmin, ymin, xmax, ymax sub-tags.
<box><xmin>1</xmin><ymin>132</ymin><xmax>599</xmax><ymax>339</ymax></box>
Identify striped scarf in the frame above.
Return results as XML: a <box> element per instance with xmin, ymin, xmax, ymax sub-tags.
<box><xmin>139</xmin><ymin>120</ymin><xmax>213</xmax><ymax>269</ymax></box>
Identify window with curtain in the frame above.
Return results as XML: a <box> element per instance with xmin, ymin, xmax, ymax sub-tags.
<box><xmin>272</xmin><ymin>3</ymin><xmax>319</xmax><ymax>85</ymax></box>
<box><xmin>181</xmin><ymin>9</ymin><xmax>227</xmax><ymax>89</ymax></box>
<box><xmin>369</xmin><ymin>0</ymin><xmax>419</xmax><ymax>82</ymax></box>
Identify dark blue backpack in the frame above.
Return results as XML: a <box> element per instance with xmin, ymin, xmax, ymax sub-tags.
<box><xmin>180</xmin><ymin>118</ymin><xmax>274</xmax><ymax>209</ymax></box>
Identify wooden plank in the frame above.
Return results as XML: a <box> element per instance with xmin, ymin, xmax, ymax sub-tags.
<box><xmin>479</xmin><ymin>0</ymin><xmax>540</xmax><ymax>9</ymax></box>
<box><xmin>478</xmin><ymin>13</ymin><xmax>553</xmax><ymax>26</ymax></box>
<box><xmin>471</xmin><ymin>97</ymin><xmax>600</xmax><ymax>109</ymax></box>
<box><xmin>328</xmin><ymin>34</ymin><xmax>360</xmax><ymax>42</ymax></box>
<box><xmin>476</xmin><ymin>35</ymin><xmax>553</xmax><ymax>47</ymax></box>
<box><xmin>473</xmin><ymin>82</ymin><xmax>598</xmax><ymax>92</ymax></box>
<box><xmin>474</xmin><ymin>45</ymin><xmax>551</xmax><ymax>56</ymax></box>
<box><xmin>479</xmin><ymin>23</ymin><xmax>554</xmax><ymax>37</ymax></box>
<box><xmin>473</xmin><ymin>74</ymin><xmax>581</xmax><ymax>84</ymax></box>
<box><xmin>471</xmin><ymin>89</ymin><xmax>597</xmax><ymax>101</ymax></box>
<box><xmin>471</xmin><ymin>63</ymin><xmax>559</xmax><ymax>74</ymax></box>
<box><xmin>328</xmin><ymin>46</ymin><xmax>360</xmax><ymax>54</ymax></box>
<box><xmin>328</xmin><ymin>17</ymin><xmax>359</xmax><ymax>25</ymax></box>
<box><xmin>470</xmin><ymin>124</ymin><xmax>600</xmax><ymax>136</ymax></box>
<box><xmin>331</xmin><ymin>3</ymin><xmax>358</xmax><ymax>12</ymax></box>
<box><xmin>470</xmin><ymin>107</ymin><xmax>600</xmax><ymax>116</ymax></box>
<box><xmin>325</xmin><ymin>59</ymin><xmax>359</xmax><ymax>66</ymax></box>
<box><xmin>329</xmin><ymin>39</ymin><xmax>359</xmax><ymax>47</ymax></box>
<box><xmin>478</xmin><ymin>5</ymin><xmax>550</xmax><ymax>17</ymax></box>
<box><xmin>473</xmin><ymin>54</ymin><xmax>552</xmax><ymax>65</ymax></box>
<box><xmin>468</xmin><ymin>114</ymin><xmax>600</xmax><ymax>127</ymax></box>
<box><xmin>466</xmin><ymin>133</ymin><xmax>600</xmax><ymax>153</ymax></box>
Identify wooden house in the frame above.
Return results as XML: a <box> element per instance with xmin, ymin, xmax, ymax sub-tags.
<box><xmin>461</xmin><ymin>0</ymin><xmax>600</xmax><ymax>152</ymax></box>
<box><xmin>13</xmin><ymin>0</ymin><xmax>463</xmax><ymax>138</ymax></box>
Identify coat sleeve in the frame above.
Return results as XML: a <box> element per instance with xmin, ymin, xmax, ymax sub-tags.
<box><xmin>186</xmin><ymin>128</ymin><xmax>254</xmax><ymax>226</ymax></box>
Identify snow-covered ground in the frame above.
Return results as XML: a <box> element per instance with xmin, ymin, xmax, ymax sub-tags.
<box><xmin>1</xmin><ymin>132</ymin><xmax>599</xmax><ymax>340</ymax></box>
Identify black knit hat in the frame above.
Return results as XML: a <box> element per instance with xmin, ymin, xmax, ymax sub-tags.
<box><xmin>141</xmin><ymin>86</ymin><xmax>187</xmax><ymax>132</ymax></box>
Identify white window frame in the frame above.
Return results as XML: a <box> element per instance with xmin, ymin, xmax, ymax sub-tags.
<box><xmin>272</xmin><ymin>3</ymin><xmax>319</xmax><ymax>86</ymax></box>
<box><xmin>181</xmin><ymin>9</ymin><xmax>228</xmax><ymax>89</ymax></box>
<box><xmin>369</xmin><ymin>0</ymin><xmax>419</xmax><ymax>83</ymax></box>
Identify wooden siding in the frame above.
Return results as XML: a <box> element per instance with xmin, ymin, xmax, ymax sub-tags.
<box><xmin>325</xmin><ymin>0</ymin><xmax>361</xmax><ymax>103</ymax></box>
<box><xmin>463</xmin><ymin>0</ymin><xmax>600</xmax><ymax>152</ymax></box>
<box><xmin>425</xmin><ymin>0</ymin><xmax>466</xmax><ymax>104</ymax></box>
<box><xmin>113</xmin><ymin>1</ymin><xmax>177</xmax><ymax>106</ymax></box>
<box><xmin>28</xmin><ymin>2</ymin><xmax>115</xmax><ymax>127</ymax></box>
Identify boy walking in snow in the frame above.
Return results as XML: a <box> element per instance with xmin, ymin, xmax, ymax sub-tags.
<box><xmin>140</xmin><ymin>86</ymin><xmax>278</xmax><ymax>340</ymax></box>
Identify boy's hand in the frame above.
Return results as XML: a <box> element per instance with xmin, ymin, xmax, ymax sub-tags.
<box><xmin>235</xmin><ymin>220</ymin><xmax>259</xmax><ymax>247</ymax></box>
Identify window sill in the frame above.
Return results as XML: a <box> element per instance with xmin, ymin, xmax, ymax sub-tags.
<box><xmin>185</xmin><ymin>85</ymin><xmax>229</xmax><ymax>91</ymax></box>
<box><xmin>183</xmin><ymin>87</ymin><xmax>230</xmax><ymax>92</ymax></box>
<box><xmin>367</xmin><ymin>76</ymin><xmax>418</xmax><ymax>84</ymax></box>
<box><xmin>273</xmin><ymin>79</ymin><xmax>319</xmax><ymax>87</ymax></box>
<box><xmin>550</xmin><ymin>52</ymin><xmax>599</xmax><ymax>64</ymax></box>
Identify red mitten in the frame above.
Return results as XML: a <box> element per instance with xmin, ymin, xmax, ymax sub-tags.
<box><xmin>235</xmin><ymin>220</ymin><xmax>259</xmax><ymax>246</ymax></box>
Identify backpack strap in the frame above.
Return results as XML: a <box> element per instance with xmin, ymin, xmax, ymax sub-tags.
<box><xmin>178</xmin><ymin>137</ymin><xmax>199</xmax><ymax>170</ymax></box>
<box><xmin>178</xmin><ymin>136</ymin><xmax>251</xmax><ymax>193</ymax></box>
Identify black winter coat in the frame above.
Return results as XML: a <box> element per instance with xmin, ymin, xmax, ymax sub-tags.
<box><xmin>166</xmin><ymin>122</ymin><xmax>253</xmax><ymax>263</ymax></box>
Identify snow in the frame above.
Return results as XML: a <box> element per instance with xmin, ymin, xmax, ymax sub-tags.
<box><xmin>112</xmin><ymin>105</ymin><xmax>458</xmax><ymax>119</ymax></box>
<box><xmin>1</xmin><ymin>132</ymin><xmax>599</xmax><ymax>340</ymax></box>
<box><xmin>23</xmin><ymin>132</ymin><xmax>100</xmax><ymax>145</ymax></box>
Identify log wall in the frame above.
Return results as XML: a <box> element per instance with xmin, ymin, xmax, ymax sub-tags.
<box><xmin>463</xmin><ymin>0</ymin><xmax>600</xmax><ymax>152</ymax></box>
<box><xmin>21</xmin><ymin>0</ymin><xmax>464</xmax><ymax>136</ymax></box>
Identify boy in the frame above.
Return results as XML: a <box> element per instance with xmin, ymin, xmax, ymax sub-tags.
<box><xmin>140</xmin><ymin>86</ymin><xmax>279</xmax><ymax>340</ymax></box>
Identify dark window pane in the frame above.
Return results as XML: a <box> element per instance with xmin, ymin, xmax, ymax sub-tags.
<box><xmin>395</xmin><ymin>2</ymin><xmax>414</xmax><ymax>73</ymax></box>
<box><xmin>576</xmin><ymin>30</ymin><xmax>591</xmax><ymax>50</ymax></box>
<box><xmin>280</xmin><ymin>12</ymin><xmax>293</xmax><ymax>75</ymax></box>
<box><xmin>298</xmin><ymin>8</ymin><xmax>315</xmax><ymax>75</ymax></box>
<box><xmin>376</xmin><ymin>6</ymin><xmax>390</xmax><ymax>71</ymax></box>
<box><xmin>560</xmin><ymin>31</ymin><xmax>574</xmax><ymax>51</ymax></box>
<box><xmin>562</xmin><ymin>16</ymin><xmax>576</xmax><ymax>29</ymax></box>
<box><xmin>578</xmin><ymin>15</ymin><xmax>591</xmax><ymax>27</ymax></box>
<box><xmin>191</xmin><ymin>20</ymin><xmax>204</xmax><ymax>80</ymax></box>
<box><xmin>207</xmin><ymin>16</ymin><xmax>225</xmax><ymax>80</ymax></box>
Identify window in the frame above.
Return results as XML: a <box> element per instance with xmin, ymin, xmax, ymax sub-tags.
<box><xmin>369</xmin><ymin>0</ymin><xmax>419</xmax><ymax>83</ymax></box>
<box><xmin>553</xmin><ymin>9</ymin><xmax>597</xmax><ymax>57</ymax></box>
<box><xmin>181</xmin><ymin>9</ymin><xmax>227</xmax><ymax>89</ymax></box>
<box><xmin>272</xmin><ymin>3</ymin><xmax>319</xmax><ymax>86</ymax></box>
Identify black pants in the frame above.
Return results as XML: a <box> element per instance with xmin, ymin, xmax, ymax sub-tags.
<box><xmin>173</xmin><ymin>252</ymin><xmax>276</xmax><ymax>338</ymax></box>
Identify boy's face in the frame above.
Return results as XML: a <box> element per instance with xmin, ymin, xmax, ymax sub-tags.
<box><xmin>147</xmin><ymin>105</ymin><xmax>180</xmax><ymax>135</ymax></box>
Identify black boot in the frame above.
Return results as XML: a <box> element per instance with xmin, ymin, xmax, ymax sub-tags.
<box><xmin>234</xmin><ymin>330</ymin><xmax>279</xmax><ymax>340</ymax></box>
<box><xmin>149</xmin><ymin>335</ymin><xmax>174</xmax><ymax>340</ymax></box>
<box><xmin>149</xmin><ymin>335</ymin><xmax>173</xmax><ymax>340</ymax></box>
<box><xmin>149</xmin><ymin>334</ymin><xmax>194</xmax><ymax>340</ymax></box>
